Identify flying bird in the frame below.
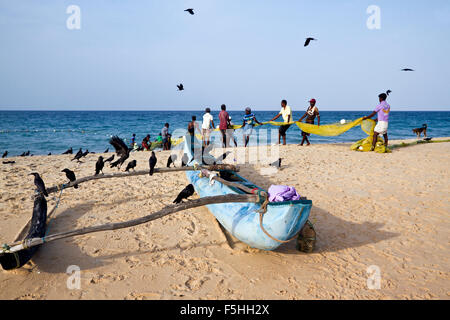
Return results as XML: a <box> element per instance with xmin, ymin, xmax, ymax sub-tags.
<box><xmin>304</xmin><ymin>37</ymin><xmax>317</xmax><ymax>47</ymax></box>
<box><xmin>109</xmin><ymin>136</ymin><xmax>130</xmax><ymax>169</ymax></box>
<box><xmin>184</xmin><ymin>8</ymin><xmax>194</xmax><ymax>15</ymax></box>
<box><xmin>2</xmin><ymin>151</ymin><xmax>7</xmax><ymax>158</ymax></box>
<box><xmin>269</xmin><ymin>158</ymin><xmax>282</xmax><ymax>168</ymax></box>
<box><xmin>95</xmin><ymin>156</ymin><xmax>104</xmax><ymax>175</ymax></box>
<box><xmin>125</xmin><ymin>159</ymin><xmax>137</xmax><ymax>172</ymax></box>
<box><xmin>61</xmin><ymin>168</ymin><xmax>78</xmax><ymax>189</ymax></box>
<box><xmin>71</xmin><ymin>148</ymin><xmax>83</xmax><ymax>162</ymax></box>
<box><xmin>29</xmin><ymin>172</ymin><xmax>48</xmax><ymax>197</ymax></box>
<box><xmin>386</xmin><ymin>90</ymin><xmax>392</xmax><ymax>96</ymax></box>
<box><xmin>62</xmin><ymin>147</ymin><xmax>73</xmax><ymax>155</ymax></box>
<box><xmin>149</xmin><ymin>151</ymin><xmax>157</xmax><ymax>176</ymax></box>
<box><xmin>177</xmin><ymin>83</ymin><xmax>184</xmax><ymax>91</ymax></box>
<box><xmin>104</xmin><ymin>154</ymin><xmax>114</xmax><ymax>163</ymax></box>
<box><xmin>401</xmin><ymin>68</ymin><xmax>414</xmax><ymax>71</ymax></box>
<box><xmin>167</xmin><ymin>154</ymin><xmax>177</xmax><ymax>168</ymax></box>
<box><xmin>173</xmin><ymin>184</ymin><xmax>195</xmax><ymax>203</ymax></box>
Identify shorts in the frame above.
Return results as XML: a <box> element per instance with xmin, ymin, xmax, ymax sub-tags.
<box><xmin>202</xmin><ymin>128</ymin><xmax>211</xmax><ymax>139</ymax></box>
<box><xmin>374</xmin><ymin>121</ymin><xmax>388</xmax><ymax>134</ymax></box>
<box><xmin>279</xmin><ymin>124</ymin><xmax>291</xmax><ymax>136</ymax></box>
<box><xmin>243</xmin><ymin>124</ymin><xmax>254</xmax><ymax>136</ymax></box>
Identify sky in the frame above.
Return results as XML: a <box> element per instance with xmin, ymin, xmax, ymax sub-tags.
<box><xmin>0</xmin><ymin>0</ymin><xmax>449</xmax><ymax>111</ymax></box>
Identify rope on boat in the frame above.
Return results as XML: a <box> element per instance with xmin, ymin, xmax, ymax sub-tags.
<box><xmin>258</xmin><ymin>207</ymin><xmax>305</xmax><ymax>244</ymax></box>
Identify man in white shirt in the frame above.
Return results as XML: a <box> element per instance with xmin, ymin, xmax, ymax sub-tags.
<box><xmin>202</xmin><ymin>107</ymin><xmax>215</xmax><ymax>146</ymax></box>
<box><xmin>269</xmin><ymin>99</ymin><xmax>292</xmax><ymax>145</ymax></box>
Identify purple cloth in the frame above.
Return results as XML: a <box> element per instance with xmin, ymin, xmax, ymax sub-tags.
<box><xmin>268</xmin><ymin>185</ymin><xmax>301</xmax><ymax>202</ymax></box>
<box><xmin>374</xmin><ymin>101</ymin><xmax>391</xmax><ymax>122</ymax></box>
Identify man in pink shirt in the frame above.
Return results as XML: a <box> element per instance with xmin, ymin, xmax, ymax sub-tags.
<box><xmin>363</xmin><ymin>93</ymin><xmax>391</xmax><ymax>151</ymax></box>
<box><xmin>219</xmin><ymin>104</ymin><xmax>231</xmax><ymax>147</ymax></box>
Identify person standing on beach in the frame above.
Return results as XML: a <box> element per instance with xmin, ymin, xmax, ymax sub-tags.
<box><xmin>202</xmin><ymin>108</ymin><xmax>215</xmax><ymax>147</ymax></box>
<box><xmin>142</xmin><ymin>134</ymin><xmax>151</xmax><ymax>151</ymax></box>
<box><xmin>298</xmin><ymin>98</ymin><xmax>320</xmax><ymax>146</ymax></box>
<box><xmin>219</xmin><ymin>104</ymin><xmax>231</xmax><ymax>147</ymax></box>
<box><xmin>242</xmin><ymin>107</ymin><xmax>262</xmax><ymax>147</ymax></box>
<box><xmin>161</xmin><ymin>123</ymin><xmax>171</xmax><ymax>150</ymax></box>
<box><xmin>269</xmin><ymin>100</ymin><xmax>292</xmax><ymax>145</ymax></box>
<box><xmin>363</xmin><ymin>93</ymin><xmax>391</xmax><ymax>151</ymax></box>
<box><xmin>130</xmin><ymin>133</ymin><xmax>136</xmax><ymax>148</ymax></box>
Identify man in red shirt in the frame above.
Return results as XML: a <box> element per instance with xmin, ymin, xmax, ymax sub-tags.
<box><xmin>219</xmin><ymin>104</ymin><xmax>231</xmax><ymax>147</ymax></box>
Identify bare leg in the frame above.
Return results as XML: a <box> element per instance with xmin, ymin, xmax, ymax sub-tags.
<box><xmin>282</xmin><ymin>135</ymin><xmax>286</xmax><ymax>145</ymax></box>
<box><xmin>383</xmin><ymin>133</ymin><xmax>388</xmax><ymax>147</ymax></box>
<box><xmin>371</xmin><ymin>132</ymin><xmax>379</xmax><ymax>151</ymax></box>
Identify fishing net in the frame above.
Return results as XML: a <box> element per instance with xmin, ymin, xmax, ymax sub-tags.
<box><xmin>168</xmin><ymin>117</ymin><xmax>388</xmax><ymax>153</ymax></box>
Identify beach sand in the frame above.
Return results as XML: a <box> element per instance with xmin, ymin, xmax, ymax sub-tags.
<box><xmin>0</xmin><ymin>138</ymin><xmax>449</xmax><ymax>300</ymax></box>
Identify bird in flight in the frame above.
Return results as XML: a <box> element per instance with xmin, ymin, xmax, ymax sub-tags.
<box><xmin>401</xmin><ymin>68</ymin><xmax>414</xmax><ymax>71</ymax></box>
<box><xmin>304</xmin><ymin>37</ymin><xmax>317</xmax><ymax>47</ymax></box>
<box><xmin>386</xmin><ymin>90</ymin><xmax>392</xmax><ymax>96</ymax></box>
<box><xmin>177</xmin><ymin>83</ymin><xmax>184</xmax><ymax>91</ymax></box>
<box><xmin>109</xmin><ymin>136</ymin><xmax>130</xmax><ymax>170</ymax></box>
<box><xmin>184</xmin><ymin>8</ymin><xmax>194</xmax><ymax>15</ymax></box>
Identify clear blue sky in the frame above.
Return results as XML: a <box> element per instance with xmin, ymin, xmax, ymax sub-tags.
<box><xmin>0</xmin><ymin>0</ymin><xmax>449</xmax><ymax>111</ymax></box>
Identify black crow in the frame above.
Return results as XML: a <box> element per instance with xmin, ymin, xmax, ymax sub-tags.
<box><xmin>48</xmin><ymin>152</ymin><xmax>52</xmax><ymax>156</ymax></box>
<box><xmin>401</xmin><ymin>68</ymin><xmax>414</xmax><ymax>71</ymax></box>
<box><xmin>386</xmin><ymin>90</ymin><xmax>392</xmax><ymax>96</ymax></box>
<box><xmin>177</xmin><ymin>83</ymin><xmax>184</xmax><ymax>91</ymax></box>
<box><xmin>20</xmin><ymin>152</ymin><xmax>26</xmax><ymax>157</ymax></box>
<box><xmin>2</xmin><ymin>151</ymin><xmax>7</xmax><ymax>158</ymax></box>
<box><xmin>81</xmin><ymin>149</ymin><xmax>89</xmax><ymax>157</ymax></box>
<box><xmin>109</xmin><ymin>136</ymin><xmax>129</xmax><ymax>169</ymax></box>
<box><xmin>95</xmin><ymin>156</ymin><xmax>104</xmax><ymax>175</ymax></box>
<box><xmin>104</xmin><ymin>148</ymin><xmax>109</xmax><ymax>153</ymax></box>
<box><xmin>62</xmin><ymin>147</ymin><xmax>73</xmax><ymax>155</ymax></box>
<box><xmin>304</xmin><ymin>37</ymin><xmax>317</xmax><ymax>47</ymax></box>
<box><xmin>184</xmin><ymin>8</ymin><xmax>194</xmax><ymax>15</ymax></box>
<box><xmin>29</xmin><ymin>172</ymin><xmax>48</xmax><ymax>197</ymax></box>
<box><xmin>125</xmin><ymin>159</ymin><xmax>137</xmax><ymax>172</ymax></box>
<box><xmin>2</xmin><ymin>161</ymin><xmax>15</xmax><ymax>164</ymax></box>
<box><xmin>61</xmin><ymin>168</ymin><xmax>78</xmax><ymax>189</ymax></box>
<box><xmin>269</xmin><ymin>158</ymin><xmax>282</xmax><ymax>168</ymax></box>
<box><xmin>71</xmin><ymin>148</ymin><xmax>83</xmax><ymax>162</ymax></box>
<box><xmin>167</xmin><ymin>154</ymin><xmax>177</xmax><ymax>168</ymax></box>
<box><xmin>173</xmin><ymin>184</ymin><xmax>195</xmax><ymax>203</ymax></box>
<box><xmin>149</xmin><ymin>151</ymin><xmax>157</xmax><ymax>175</ymax></box>
<box><xmin>104</xmin><ymin>154</ymin><xmax>114</xmax><ymax>163</ymax></box>
<box><xmin>24</xmin><ymin>151</ymin><xmax>30</xmax><ymax>156</ymax></box>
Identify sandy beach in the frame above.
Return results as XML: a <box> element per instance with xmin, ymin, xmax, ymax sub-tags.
<box><xmin>1</xmin><ymin>138</ymin><xmax>449</xmax><ymax>300</ymax></box>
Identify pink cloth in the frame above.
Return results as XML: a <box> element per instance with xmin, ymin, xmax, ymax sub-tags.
<box><xmin>219</xmin><ymin>110</ymin><xmax>230</xmax><ymax>130</ymax></box>
<box><xmin>268</xmin><ymin>185</ymin><xmax>301</xmax><ymax>202</ymax></box>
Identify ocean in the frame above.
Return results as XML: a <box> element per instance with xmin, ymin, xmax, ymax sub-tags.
<box><xmin>0</xmin><ymin>110</ymin><xmax>449</xmax><ymax>156</ymax></box>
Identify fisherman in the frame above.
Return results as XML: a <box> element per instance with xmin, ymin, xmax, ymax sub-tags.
<box><xmin>161</xmin><ymin>123</ymin><xmax>171</xmax><ymax>150</ymax></box>
<box><xmin>298</xmin><ymin>98</ymin><xmax>320</xmax><ymax>146</ymax></box>
<box><xmin>219</xmin><ymin>104</ymin><xmax>231</xmax><ymax>147</ymax></box>
<box><xmin>363</xmin><ymin>93</ymin><xmax>391</xmax><ymax>151</ymax></box>
<box><xmin>142</xmin><ymin>134</ymin><xmax>151</xmax><ymax>151</ymax></box>
<box><xmin>242</xmin><ymin>107</ymin><xmax>262</xmax><ymax>147</ymax></box>
<box><xmin>202</xmin><ymin>107</ymin><xmax>215</xmax><ymax>147</ymax></box>
<box><xmin>269</xmin><ymin>100</ymin><xmax>292</xmax><ymax>145</ymax></box>
<box><xmin>130</xmin><ymin>133</ymin><xmax>136</xmax><ymax>148</ymax></box>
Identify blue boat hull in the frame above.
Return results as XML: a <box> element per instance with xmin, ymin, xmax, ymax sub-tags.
<box><xmin>182</xmin><ymin>135</ymin><xmax>312</xmax><ymax>250</ymax></box>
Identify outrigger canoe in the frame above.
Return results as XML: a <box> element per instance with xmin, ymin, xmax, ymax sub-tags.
<box><xmin>182</xmin><ymin>135</ymin><xmax>312</xmax><ymax>250</ymax></box>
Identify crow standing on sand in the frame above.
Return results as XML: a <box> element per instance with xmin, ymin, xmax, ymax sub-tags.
<box><xmin>125</xmin><ymin>160</ymin><xmax>137</xmax><ymax>172</ymax></box>
<box><xmin>61</xmin><ymin>168</ymin><xmax>78</xmax><ymax>189</ymax></box>
<box><xmin>2</xmin><ymin>151</ymin><xmax>7</xmax><ymax>158</ymax></box>
<box><xmin>29</xmin><ymin>172</ymin><xmax>48</xmax><ymax>197</ymax></box>
<box><xmin>72</xmin><ymin>148</ymin><xmax>83</xmax><ymax>162</ymax></box>
<box><xmin>173</xmin><ymin>184</ymin><xmax>195</xmax><ymax>203</ymax></box>
<box><xmin>104</xmin><ymin>154</ymin><xmax>114</xmax><ymax>163</ymax></box>
<box><xmin>184</xmin><ymin>8</ymin><xmax>194</xmax><ymax>15</ymax></box>
<box><xmin>177</xmin><ymin>83</ymin><xmax>184</xmax><ymax>91</ymax></box>
<box><xmin>304</xmin><ymin>37</ymin><xmax>317</xmax><ymax>47</ymax></box>
<box><xmin>270</xmin><ymin>158</ymin><xmax>282</xmax><ymax>168</ymax></box>
<box><xmin>149</xmin><ymin>151</ymin><xmax>157</xmax><ymax>175</ymax></box>
<box><xmin>81</xmin><ymin>149</ymin><xmax>89</xmax><ymax>157</ymax></box>
<box><xmin>167</xmin><ymin>154</ymin><xmax>177</xmax><ymax>168</ymax></box>
<box><xmin>95</xmin><ymin>156</ymin><xmax>104</xmax><ymax>175</ymax></box>
<box><xmin>104</xmin><ymin>148</ymin><xmax>109</xmax><ymax>153</ymax></box>
<box><xmin>109</xmin><ymin>136</ymin><xmax>130</xmax><ymax>169</ymax></box>
<box><xmin>62</xmin><ymin>147</ymin><xmax>73</xmax><ymax>155</ymax></box>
